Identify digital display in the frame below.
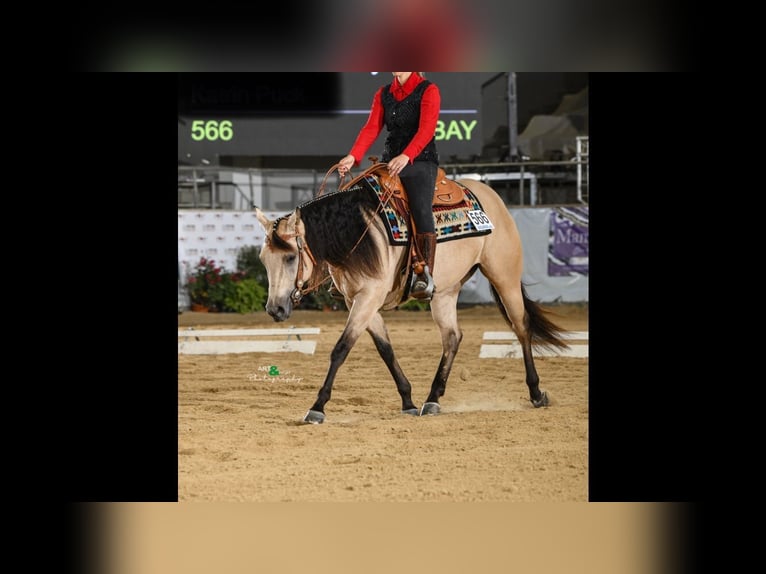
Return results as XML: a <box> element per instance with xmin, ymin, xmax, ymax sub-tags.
<box><xmin>178</xmin><ymin>73</ymin><xmax>490</xmax><ymax>163</ymax></box>
<box><xmin>189</xmin><ymin>120</ymin><xmax>234</xmax><ymax>142</ymax></box>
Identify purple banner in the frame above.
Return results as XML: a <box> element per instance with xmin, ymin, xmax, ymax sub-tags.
<box><xmin>548</xmin><ymin>207</ymin><xmax>589</xmax><ymax>276</ymax></box>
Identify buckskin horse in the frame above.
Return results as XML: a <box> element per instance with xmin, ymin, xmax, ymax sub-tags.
<box><xmin>255</xmin><ymin>165</ymin><xmax>569</xmax><ymax>424</ymax></box>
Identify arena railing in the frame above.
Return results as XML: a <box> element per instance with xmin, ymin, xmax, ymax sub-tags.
<box><xmin>178</xmin><ymin>155</ymin><xmax>588</xmax><ymax>211</ymax></box>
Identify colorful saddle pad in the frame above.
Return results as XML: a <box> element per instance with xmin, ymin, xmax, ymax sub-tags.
<box><xmin>348</xmin><ymin>174</ymin><xmax>493</xmax><ymax>245</ymax></box>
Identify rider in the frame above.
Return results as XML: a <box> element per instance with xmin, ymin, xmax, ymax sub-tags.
<box><xmin>338</xmin><ymin>72</ymin><xmax>440</xmax><ymax>300</ymax></box>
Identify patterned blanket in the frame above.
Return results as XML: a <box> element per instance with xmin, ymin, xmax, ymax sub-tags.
<box><xmin>350</xmin><ymin>174</ymin><xmax>493</xmax><ymax>245</ymax></box>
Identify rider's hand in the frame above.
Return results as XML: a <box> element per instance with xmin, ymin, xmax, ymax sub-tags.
<box><xmin>338</xmin><ymin>154</ymin><xmax>356</xmax><ymax>175</ymax></box>
<box><xmin>387</xmin><ymin>154</ymin><xmax>410</xmax><ymax>176</ymax></box>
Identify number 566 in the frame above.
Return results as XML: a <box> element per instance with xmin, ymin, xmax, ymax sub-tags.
<box><xmin>191</xmin><ymin>120</ymin><xmax>233</xmax><ymax>141</ymax></box>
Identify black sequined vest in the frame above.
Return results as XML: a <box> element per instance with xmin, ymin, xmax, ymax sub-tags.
<box><xmin>381</xmin><ymin>80</ymin><xmax>439</xmax><ymax>164</ymax></box>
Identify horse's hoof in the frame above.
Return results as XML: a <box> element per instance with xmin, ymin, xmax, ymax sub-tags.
<box><xmin>420</xmin><ymin>402</ymin><xmax>441</xmax><ymax>416</ymax></box>
<box><xmin>401</xmin><ymin>408</ymin><xmax>419</xmax><ymax>416</ymax></box>
<box><xmin>531</xmin><ymin>391</ymin><xmax>549</xmax><ymax>408</ymax></box>
<box><xmin>303</xmin><ymin>409</ymin><xmax>325</xmax><ymax>424</ymax></box>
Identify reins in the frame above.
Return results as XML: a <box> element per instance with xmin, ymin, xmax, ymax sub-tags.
<box><xmin>317</xmin><ymin>162</ymin><xmax>345</xmax><ymax>197</ymax></box>
<box><xmin>275</xmin><ymin>161</ymin><xmax>403</xmax><ymax>302</ymax></box>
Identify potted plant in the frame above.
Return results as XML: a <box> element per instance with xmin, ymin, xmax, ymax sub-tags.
<box><xmin>185</xmin><ymin>257</ymin><xmax>219</xmax><ymax>311</ymax></box>
<box><xmin>186</xmin><ymin>257</ymin><xmax>267</xmax><ymax>313</ymax></box>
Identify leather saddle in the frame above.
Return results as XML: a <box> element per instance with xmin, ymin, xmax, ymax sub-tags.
<box><xmin>341</xmin><ymin>163</ymin><xmax>467</xmax><ymax>210</ymax></box>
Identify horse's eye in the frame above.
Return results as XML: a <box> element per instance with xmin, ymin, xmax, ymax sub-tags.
<box><xmin>285</xmin><ymin>254</ymin><xmax>297</xmax><ymax>264</ymax></box>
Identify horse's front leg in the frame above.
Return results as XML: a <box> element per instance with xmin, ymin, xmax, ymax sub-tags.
<box><xmin>366</xmin><ymin>312</ymin><xmax>419</xmax><ymax>415</ymax></box>
<box><xmin>420</xmin><ymin>291</ymin><xmax>462</xmax><ymax>416</ymax></box>
<box><xmin>303</xmin><ymin>295</ymin><xmax>381</xmax><ymax>424</ymax></box>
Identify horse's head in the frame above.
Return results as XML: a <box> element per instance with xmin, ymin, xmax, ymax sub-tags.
<box><xmin>255</xmin><ymin>207</ymin><xmax>315</xmax><ymax>322</ymax></box>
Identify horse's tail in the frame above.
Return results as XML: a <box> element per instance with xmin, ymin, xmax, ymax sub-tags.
<box><xmin>490</xmin><ymin>284</ymin><xmax>570</xmax><ymax>351</ymax></box>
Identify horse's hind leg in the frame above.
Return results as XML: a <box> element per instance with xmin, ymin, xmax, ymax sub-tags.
<box><xmin>487</xmin><ymin>281</ymin><xmax>548</xmax><ymax>407</ymax></box>
<box><xmin>420</xmin><ymin>290</ymin><xmax>463</xmax><ymax>416</ymax></box>
<box><xmin>366</xmin><ymin>312</ymin><xmax>419</xmax><ymax>415</ymax></box>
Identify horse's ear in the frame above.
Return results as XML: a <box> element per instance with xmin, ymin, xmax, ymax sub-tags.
<box><xmin>285</xmin><ymin>208</ymin><xmax>304</xmax><ymax>236</ymax></box>
<box><xmin>255</xmin><ymin>208</ymin><xmax>272</xmax><ymax>233</ymax></box>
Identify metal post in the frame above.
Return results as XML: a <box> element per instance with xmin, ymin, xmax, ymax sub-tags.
<box><xmin>263</xmin><ymin>170</ymin><xmax>269</xmax><ymax>210</ymax></box>
<box><xmin>519</xmin><ymin>163</ymin><xmax>525</xmax><ymax>206</ymax></box>
<box><xmin>248</xmin><ymin>170</ymin><xmax>254</xmax><ymax>209</ymax></box>
<box><xmin>507</xmin><ymin>72</ymin><xmax>518</xmax><ymax>160</ymax></box>
<box><xmin>192</xmin><ymin>168</ymin><xmax>199</xmax><ymax>207</ymax></box>
<box><xmin>576</xmin><ymin>136</ymin><xmax>589</xmax><ymax>204</ymax></box>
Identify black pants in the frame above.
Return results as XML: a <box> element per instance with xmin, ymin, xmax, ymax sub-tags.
<box><xmin>399</xmin><ymin>161</ymin><xmax>437</xmax><ymax>234</ymax></box>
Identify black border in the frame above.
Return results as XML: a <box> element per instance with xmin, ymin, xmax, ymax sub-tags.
<box><xmin>588</xmin><ymin>73</ymin><xmax>701</xmax><ymax>502</ymax></box>
<box><xmin>64</xmin><ymin>74</ymin><xmax>179</xmax><ymax>502</ymax></box>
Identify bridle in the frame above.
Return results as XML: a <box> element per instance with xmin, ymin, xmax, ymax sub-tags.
<box><xmin>272</xmin><ymin>218</ymin><xmax>318</xmax><ymax>303</ymax></box>
<box><xmin>270</xmin><ymin>161</ymin><xmax>400</xmax><ymax>304</ymax></box>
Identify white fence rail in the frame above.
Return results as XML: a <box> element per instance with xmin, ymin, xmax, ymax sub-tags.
<box><xmin>178</xmin><ymin>327</ymin><xmax>320</xmax><ymax>355</ymax></box>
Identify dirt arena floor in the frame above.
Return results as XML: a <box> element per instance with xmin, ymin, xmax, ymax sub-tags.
<box><xmin>178</xmin><ymin>303</ymin><xmax>588</xmax><ymax>501</ymax></box>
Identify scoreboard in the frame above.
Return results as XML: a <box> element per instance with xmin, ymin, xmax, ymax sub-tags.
<box><xmin>178</xmin><ymin>73</ymin><xmax>488</xmax><ymax>164</ymax></box>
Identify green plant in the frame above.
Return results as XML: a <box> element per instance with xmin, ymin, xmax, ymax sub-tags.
<box><xmin>224</xmin><ymin>278</ymin><xmax>267</xmax><ymax>313</ymax></box>
<box><xmin>236</xmin><ymin>245</ymin><xmax>269</xmax><ymax>285</ymax></box>
<box><xmin>397</xmin><ymin>299</ymin><xmax>430</xmax><ymax>311</ymax></box>
<box><xmin>185</xmin><ymin>257</ymin><xmax>267</xmax><ymax>313</ymax></box>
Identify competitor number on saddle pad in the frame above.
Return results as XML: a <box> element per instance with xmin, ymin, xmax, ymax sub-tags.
<box><xmin>467</xmin><ymin>210</ymin><xmax>494</xmax><ymax>231</ymax></box>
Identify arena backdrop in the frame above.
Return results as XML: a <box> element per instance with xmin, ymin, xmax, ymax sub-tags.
<box><xmin>178</xmin><ymin>206</ymin><xmax>589</xmax><ymax>303</ymax></box>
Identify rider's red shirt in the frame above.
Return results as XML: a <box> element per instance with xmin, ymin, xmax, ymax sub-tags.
<box><xmin>349</xmin><ymin>73</ymin><xmax>441</xmax><ymax>165</ymax></box>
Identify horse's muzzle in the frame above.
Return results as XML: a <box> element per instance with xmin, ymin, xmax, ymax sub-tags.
<box><xmin>266</xmin><ymin>300</ymin><xmax>292</xmax><ymax>322</ymax></box>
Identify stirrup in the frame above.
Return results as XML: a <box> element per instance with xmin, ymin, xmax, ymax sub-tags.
<box><xmin>410</xmin><ymin>267</ymin><xmax>435</xmax><ymax>300</ymax></box>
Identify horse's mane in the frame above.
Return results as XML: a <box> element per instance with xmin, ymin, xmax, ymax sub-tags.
<box><xmin>297</xmin><ymin>184</ymin><xmax>383</xmax><ymax>279</ymax></box>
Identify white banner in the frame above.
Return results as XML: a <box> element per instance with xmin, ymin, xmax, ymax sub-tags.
<box><xmin>177</xmin><ymin>210</ymin><xmax>288</xmax><ymax>276</ymax></box>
